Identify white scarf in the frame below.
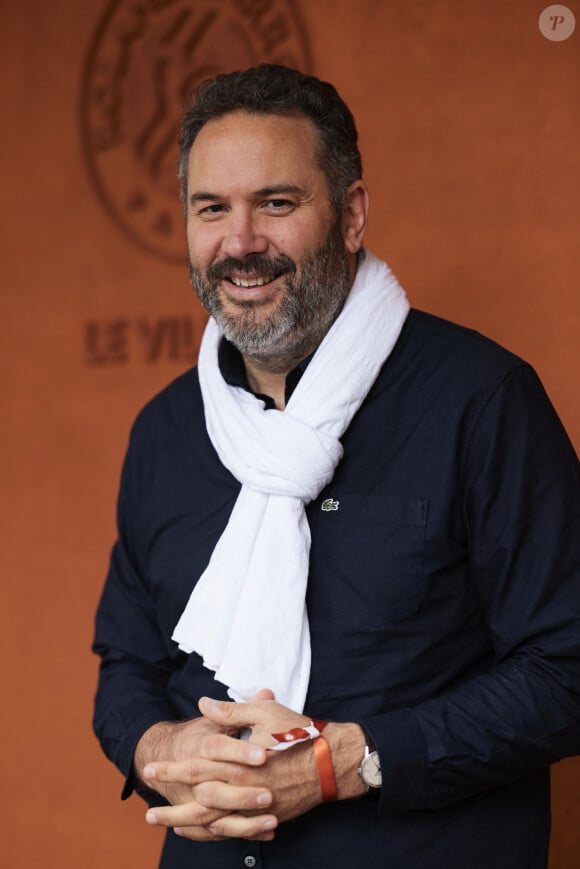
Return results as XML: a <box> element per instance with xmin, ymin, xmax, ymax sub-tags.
<box><xmin>172</xmin><ymin>251</ymin><xmax>409</xmax><ymax>711</ymax></box>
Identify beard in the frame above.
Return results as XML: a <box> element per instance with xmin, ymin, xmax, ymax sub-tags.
<box><xmin>188</xmin><ymin>221</ymin><xmax>351</xmax><ymax>366</ymax></box>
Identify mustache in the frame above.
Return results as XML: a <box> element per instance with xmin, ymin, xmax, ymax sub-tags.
<box><xmin>206</xmin><ymin>254</ymin><xmax>296</xmax><ymax>282</ymax></box>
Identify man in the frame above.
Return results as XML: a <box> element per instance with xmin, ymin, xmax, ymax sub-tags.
<box><xmin>93</xmin><ymin>64</ymin><xmax>580</xmax><ymax>869</ymax></box>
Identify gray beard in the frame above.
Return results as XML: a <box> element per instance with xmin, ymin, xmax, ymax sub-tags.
<box><xmin>189</xmin><ymin>223</ymin><xmax>351</xmax><ymax>366</ymax></box>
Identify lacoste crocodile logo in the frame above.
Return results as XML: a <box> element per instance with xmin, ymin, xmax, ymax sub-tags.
<box><xmin>321</xmin><ymin>498</ymin><xmax>340</xmax><ymax>512</ymax></box>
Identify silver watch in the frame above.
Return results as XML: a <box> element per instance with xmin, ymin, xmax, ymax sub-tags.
<box><xmin>357</xmin><ymin>745</ymin><xmax>382</xmax><ymax>789</ymax></box>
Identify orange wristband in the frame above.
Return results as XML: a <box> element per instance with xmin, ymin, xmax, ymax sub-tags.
<box><xmin>311</xmin><ymin>720</ymin><xmax>338</xmax><ymax>802</ymax></box>
<box><xmin>269</xmin><ymin>717</ymin><xmax>338</xmax><ymax>803</ymax></box>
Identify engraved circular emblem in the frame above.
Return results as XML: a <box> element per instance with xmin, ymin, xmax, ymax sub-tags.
<box><xmin>80</xmin><ymin>0</ymin><xmax>311</xmax><ymax>263</ymax></box>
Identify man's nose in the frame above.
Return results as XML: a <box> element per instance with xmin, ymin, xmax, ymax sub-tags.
<box><xmin>222</xmin><ymin>209</ymin><xmax>268</xmax><ymax>258</ymax></box>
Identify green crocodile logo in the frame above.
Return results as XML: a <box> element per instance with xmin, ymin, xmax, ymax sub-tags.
<box><xmin>321</xmin><ymin>498</ymin><xmax>340</xmax><ymax>512</ymax></box>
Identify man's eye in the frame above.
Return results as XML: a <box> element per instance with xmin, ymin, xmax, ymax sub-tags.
<box><xmin>198</xmin><ymin>204</ymin><xmax>225</xmax><ymax>217</ymax></box>
<box><xmin>265</xmin><ymin>199</ymin><xmax>294</xmax><ymax>212</ymax></box>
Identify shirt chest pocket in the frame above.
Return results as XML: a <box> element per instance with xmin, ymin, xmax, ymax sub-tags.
<box><xmin>307</xmin><ymin>494</ymin><xmax>429</xmax><ymax>628</ymax></box>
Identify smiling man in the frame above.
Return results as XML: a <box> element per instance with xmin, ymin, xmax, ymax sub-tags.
<box><xmin>93</xmin><ymin>65</ymin><xmax>580</xmax><ymax>869</ymax></box>
<box><xmin>186</xmin><ymin>109</ymin><xmax>361</xmax><ymax>404</ymax></box>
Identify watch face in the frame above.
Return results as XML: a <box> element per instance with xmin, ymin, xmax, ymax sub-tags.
<box><xmin>361</xmin><ymin>750</ymin><xmax>382</xmax><ymax>788</ymax></box>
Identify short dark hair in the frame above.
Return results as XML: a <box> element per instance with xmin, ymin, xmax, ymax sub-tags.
<box><xmin>178</xmin><ymin>64</ymin><xmax>362</xmax><ymax>212</ymax></box>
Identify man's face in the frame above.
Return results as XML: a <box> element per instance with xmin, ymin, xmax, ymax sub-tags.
<box><xmin>186</xmin><ymin>111</ymin><xmax>352</xmax><ymax>364</ymax></box>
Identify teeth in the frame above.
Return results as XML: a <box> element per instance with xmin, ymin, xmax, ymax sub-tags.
<box><xmin>230</xmin><ymin>275</ymin><xmax>273</xmax><ymax>288</ymax></box>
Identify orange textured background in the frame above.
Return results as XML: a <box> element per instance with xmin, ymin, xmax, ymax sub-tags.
<box><xmin>1</xmin><ymin>1</ymin><xmax>578</xmax><ymax>867</ymax></box>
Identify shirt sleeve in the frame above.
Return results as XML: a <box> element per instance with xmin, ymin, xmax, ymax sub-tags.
<box><xmin>359</xmin><ymin>364</ymin><xmax>580</xmax><ymax>812</ymax></box>
<box><xmin>92</xmin><ymin>426</ymin><xmax>178</xmax><ymax>801</ymax></box>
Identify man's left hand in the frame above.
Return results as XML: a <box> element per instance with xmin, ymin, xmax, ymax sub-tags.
<box><xmin>143</xmin><ymin>692</ymin><xmax>366</xmax><ymax>839</ymax></box>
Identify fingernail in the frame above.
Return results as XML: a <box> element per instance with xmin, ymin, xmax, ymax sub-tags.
<box><xmin>263</xmin><ymin>818</ymin><xmax>277</xmax><ymax>831</ymax></box>
<box><xmin>200</xmin><ymin>697</ymin><xmax>220</xmax><ymax>712</ymax></box>
<box><xmin>143</xmin><ymin>765</ymin><xmax>156</xmax><ymax>779</ymax></box>
<box><xmin>248</xmin><ymin>747</ymin><xmax>264</xmax><ymax>763</ymax></box>
<box><xmin>256</xmin><ymin>791</ymin><xmax>271</xmax><ymax>807</ymax></box>
<box><xmin>145</xmin><ymin>810</ymin><xmax>157</xmax><ymax>825</ymax></box>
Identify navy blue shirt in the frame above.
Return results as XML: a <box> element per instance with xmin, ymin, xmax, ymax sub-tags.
<box><xmin>93</xmin><ymin>310</ymin><xmax>580</xmax><ymax>869</ymax></box>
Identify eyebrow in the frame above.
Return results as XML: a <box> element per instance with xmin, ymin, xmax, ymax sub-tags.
<box><xmin>189</xmin><ymin>192</ymin><xmax>221</xmax><ymax>205</ymax></box>
<box><xmin>189</xmin><ymin>184</ymin><xmax>307</xmax><ymax>205</ymax></box>
<box><xmin>253</xmin><ymin>185</ymin><xmax>306</xmax><ymax>198</ymax></box>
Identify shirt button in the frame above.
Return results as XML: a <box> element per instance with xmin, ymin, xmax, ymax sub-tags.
<box><xmin>243</xmin><ymin>857</ymin><xmax>257</xmax><ymax>868</ymax></box>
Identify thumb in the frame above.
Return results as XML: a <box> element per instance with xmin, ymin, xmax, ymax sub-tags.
<box><xmin>199</xmin><ymin>689</ymin><xmax>276</xmax><ymax>726</ymax></box>
<box><xmin>198</xmin><ymin>696</ymin><xmax>247</xmax><ymax>726</ymax></box>
<box><xmin>250</xmin><ymin>688</ymin><xmax>275</xmax><ymax>702</ymax></box>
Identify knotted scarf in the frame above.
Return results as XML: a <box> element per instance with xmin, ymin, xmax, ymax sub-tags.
<box><xmin>172</xmin><ymin>251</ymin><xmax>409</xmax><ymax>711</ymax></box>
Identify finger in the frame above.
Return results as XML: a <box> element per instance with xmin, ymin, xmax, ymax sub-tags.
<box><xmin>199</xmin><ymin>696</ymin><xmax>263</xmax><ymax>729</ymax></box>
<box><xmin>174</xmin><ymin>826</ymin><xmax>227</xmax><ymax>842</ymax></box>
<box><xmin>200</xmin><ymin>731</ymin><xmax>267</xmax><ymax>765</ymax></box>
<box><xmin>238</xmin><ymin>691</ymin><xmax>275</xmax><ymax>741</ymax></box>
<box><xmin>173</xmin><ymin>815</ymin><xmax>278</xmax><ymax>842</ymax></box>
<box><xmin>143</xmin><ymin>743</ymin><xmax>266</xmax><ymax>787</ymax></box>
<box><xmin>145</xmin><ymin>763</ymin><xmax>272</xmax><ymax>812</ymax></box>
<box><xmin>164</xmin><ymin>813</ymin><xmax>278</xmax><ymax>842</ymax></box>
<box><xmin>249</xmin><ymin>688</ymin><xmax>275</xmax><ymax>702</ymax></box>
<box><xmin>146</xmin><ymin>802</ymin><xmax>225</xmax><ymax>829</ymax></box>
<box><xmin>195</xmin><ymin>780</ymin><xmax>272</xmax><ymax>812</ymax></box>
<box><xmin>207</xmin><ymin>813</ymin><xmax>278</xmax><ymax>840</ymax></box>
<box><xmin>145</xmin><ymin>756</ymin><xmax>267</xmax><ymax>790</ymax></box>
<box><xmin>144</xmin><ymin>757</ymin><xmax>235</xmax><ymax>787</ymax></box>
<box><xmin>199</xmin><ymin>697</ymin><xmax>311</xmax><ymax>751</ymax></box>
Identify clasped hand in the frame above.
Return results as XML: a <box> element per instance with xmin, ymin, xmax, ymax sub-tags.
<box><xmin>139</xmin><ymin>690</ymin><xmax>321</xmax><ymax>842</ymax></box>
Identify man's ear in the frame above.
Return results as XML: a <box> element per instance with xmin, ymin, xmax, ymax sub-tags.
<box><xmin>341</xmin><ymin>180</ymin><xmax>369</xmax><ymax>254</ymax></box>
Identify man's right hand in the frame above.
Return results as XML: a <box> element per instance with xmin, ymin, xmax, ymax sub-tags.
<box><xmin>133</xmin><ymin>695</ymin><xmax>278</xmax><ymax>841</ymax></box>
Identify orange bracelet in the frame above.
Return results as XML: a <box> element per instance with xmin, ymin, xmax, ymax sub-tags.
<box><xmin>269</xmin><ymin>717</ymin><xmax>338</xmax><ymax>803</ymax></box>
<box><xmin>311</xmin><ymin>719</ymin><xmax>338</xmax><ymax>802</ymax></box>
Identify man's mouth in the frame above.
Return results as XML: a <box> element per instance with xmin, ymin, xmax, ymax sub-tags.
<box><xmin>207</xmin><ymin>255</ymin><xmax>295</xmax><ymax>293</ymax></box>
<box><xmin>228</xmin><ymin>274</ymin><xmax>275</xmax><ymax>289</ymax></box>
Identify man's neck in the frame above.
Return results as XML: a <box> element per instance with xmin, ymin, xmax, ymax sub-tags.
<box><xmin>242</xmin><ymin>353</ymin><xmax>305</xmax><ymax>410</ymax></box>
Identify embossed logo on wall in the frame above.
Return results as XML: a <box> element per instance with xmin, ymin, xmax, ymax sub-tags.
<box><xmin>80</xmin><ymin>0</ymin><xmax>311</xmax><ymax>263</ymax></box>
<box><xmin>84</xmin><ymin>315</ymin><xmax>205</xmax><ymax>365</ymax></box>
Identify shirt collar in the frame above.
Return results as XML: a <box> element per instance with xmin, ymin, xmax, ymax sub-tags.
<box><xmin>218</xmin><ymin>338</ymin><xmax>313</xmax><ymax>409</ymax></box>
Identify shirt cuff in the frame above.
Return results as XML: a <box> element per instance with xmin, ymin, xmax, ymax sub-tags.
<box><xmin>117</xmin><ymin>709</ymin><xmax>176</xmax><ymax>802</ymax></box>
<box><xmin>359</xmin><ymin>709</ymin><xmax>426</xmax><ymax>812</ymax></box>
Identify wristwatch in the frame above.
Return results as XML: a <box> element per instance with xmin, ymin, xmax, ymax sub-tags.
<box><xmin>357</xmin><ymin>743</ymin><xmax>382</xmax><ymax>789</ymax></box>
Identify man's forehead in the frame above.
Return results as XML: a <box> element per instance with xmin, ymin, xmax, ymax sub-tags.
<box><xmin>188</xmin><ymin>110</ymin><xmax>321</xmax><ymax>163</ymax></box>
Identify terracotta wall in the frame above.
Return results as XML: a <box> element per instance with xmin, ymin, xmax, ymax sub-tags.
<box><xmin>1</xmin><ymin>1</ymin><xmax>578</xmax><ymax>866</ymax></box>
